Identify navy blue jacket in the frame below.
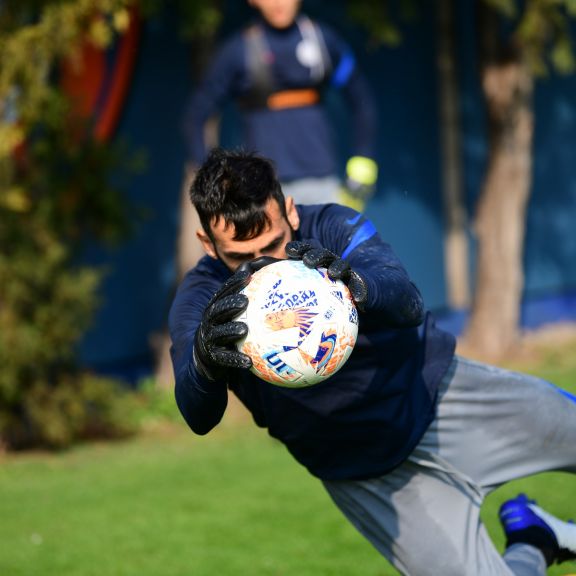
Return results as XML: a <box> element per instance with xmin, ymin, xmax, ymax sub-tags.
<box><xmin>183</xmin><ymin>16</ymin><xmax>377</xmax><ymax>182</ymax></box>
<box><xmin>170</xmin><ymin>204</ymin><xmax>456</xmax><ymax>481</ymax></box>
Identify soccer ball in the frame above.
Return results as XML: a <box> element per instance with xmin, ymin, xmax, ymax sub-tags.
<box><xmin>236</xmin><ymin>259</ymin><xmax>358</xmax><ymax>387</ymax></box>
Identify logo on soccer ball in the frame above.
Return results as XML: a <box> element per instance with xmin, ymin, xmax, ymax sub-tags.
<box><xmin>236</xmin><ymin>260</ymin><xmax>358</xmax><ymax>387</ymax></box>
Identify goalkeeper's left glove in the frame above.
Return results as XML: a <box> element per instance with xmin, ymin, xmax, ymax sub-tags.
<box><xmin>339</xmin><ymin>156</ymin><xmax>378</xmax><ymax>212</ymax></box>
<box><xmin>285</xmin><ymin>241</ymin><xmax>368</xmax><ymax>311</ymax></box>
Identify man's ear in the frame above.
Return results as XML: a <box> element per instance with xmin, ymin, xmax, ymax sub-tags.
<box><xmin>197</xmin><ymin>229</ymin><xmax>217</xmax><ymax>259</ymax></box>
<box><xmin>285</xmin><ymin>196</ymin><xmax>300</xmax><ymax>231</ymax></box>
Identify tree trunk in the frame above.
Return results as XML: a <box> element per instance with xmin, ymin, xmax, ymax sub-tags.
<box><xmin>436</xmin><ymin>0</ymin><xmax>470</xmax><ymax>309</ymax></box>
<box><xmin>463</xmin><ymin>57</ymin><xmax>534</xmax><ymax>357</ymax></box>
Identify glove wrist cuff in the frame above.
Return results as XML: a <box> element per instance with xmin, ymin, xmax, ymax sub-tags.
<box><xmin>193</xmin><ymin>328</ymin><xmax>225</xmax><ymax>382</ymax></box>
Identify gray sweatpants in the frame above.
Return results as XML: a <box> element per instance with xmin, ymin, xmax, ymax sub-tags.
<box><xmin>280</xmin><ymin>176</ymin><xmax>341</xmax><ymax>205</ymax></box>
<box><xmin>323</xmin><ymin>356</ymin><xmax>576</xmax><ymax>575</ymax></box>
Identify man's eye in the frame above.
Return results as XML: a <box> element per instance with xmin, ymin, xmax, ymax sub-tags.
<box><xmin>264</xmin><ymin>241</ymin><xmax>282</xmax><ymax>253</ymax></box>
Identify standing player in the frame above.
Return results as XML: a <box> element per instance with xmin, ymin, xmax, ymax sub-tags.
<box><xmin>170</xmin><ymin>148</ymin><xmax>576</xmax><ymax>575</ymax></box>
<box><xmin>183</xmin><ymin>0</ymin><xmax>378</xmax><ymax>210</ymax></box>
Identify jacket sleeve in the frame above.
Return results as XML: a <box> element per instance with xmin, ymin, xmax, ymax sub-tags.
<box><xmin>315</xmin><ymin>205</ymin><xmax>424</xmax><ymax>330</ymax></box>
<box><xmin>169</xmin><ymin>272</ymin><xmax>229</xmax><ymax>435</ymax></box>
<box><xmin>182</xmin><ymin>35</ymin><xmax>245</xmax><ymax>165</ymax></box>
<box><xmin>321</xmin><ymin>24</ymin><xmax>378</xmax><ymax>161</ymax></box>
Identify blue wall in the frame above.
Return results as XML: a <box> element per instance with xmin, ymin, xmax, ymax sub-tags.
<box><xmin>80</xmin><ymin>10</ymin><xmax>190</xmax><ymax>374</ymax></box>
<box><xmin>526</xmin><ymin>79</ymin><xmax>576</xmax><ymax>294</ymax></box>
<box><xmin>457</xmin><ymin>0</ymin><xmax>576</xmax><ymax>301</ymax></box>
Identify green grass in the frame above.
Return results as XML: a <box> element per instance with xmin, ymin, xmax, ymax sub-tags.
<box><xmin>0</xmin><ymin>423</ymin><xmax>390</xmax><ymax>576</ymax></box>
<box><xmin>1</xmin><ymin>337</ymin><xmax>576</xmax><ymax>576</ymax></box>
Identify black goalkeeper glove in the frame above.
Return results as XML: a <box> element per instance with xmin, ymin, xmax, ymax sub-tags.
<box><xmin>285</xmin><ymin>241</ymin><xmax>368</xmax><ymax>310</ymax></box>
<box><xmin>193</xmin><ymin>256</ymin><xmax>280</xmax><ymax>381</ymax></box>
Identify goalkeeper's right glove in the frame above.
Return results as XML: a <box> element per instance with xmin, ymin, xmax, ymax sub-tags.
<box><xmin>192</xmin><ymin>257</ymin><xmax>279</xmax><ymax>381</ymax></box>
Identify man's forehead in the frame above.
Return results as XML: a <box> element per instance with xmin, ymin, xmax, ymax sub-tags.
<box><xmin>214</xmin><ymin>221</ymin><xmax>284</xmax><ymax>252</ymax></box>
<box><xmin>209</xmin><ymin>214</ymin><xmax>249</xmax><ymax>235</ymax></box>
<box><xmin>209</xmin><ymin>198</ymin><xmax>284</xmax><ymax>238</ymax></box>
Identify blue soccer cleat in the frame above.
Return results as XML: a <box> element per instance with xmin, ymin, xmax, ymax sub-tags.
<box><xmin>499</xmin><ymin>494</ymin><xmax>576</xmax><ymax>566</ymax></box>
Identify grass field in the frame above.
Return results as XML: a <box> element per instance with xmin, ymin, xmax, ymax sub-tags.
<box><xmin>1</xmin><ymin>332</ymin><xmax>576</xmax><ymax>576</ymax></box>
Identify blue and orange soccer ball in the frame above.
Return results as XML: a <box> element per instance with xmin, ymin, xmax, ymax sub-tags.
<box><xmin>236</xmin><ymin>259</ymin><xmax>358</xmax><ymax>387</ymax></box>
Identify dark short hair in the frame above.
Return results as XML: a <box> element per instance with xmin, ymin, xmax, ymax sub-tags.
<box><xmin>190</xmin><ymin>148</ymin><xmax>287</xmax><ymax>242</ymax></box>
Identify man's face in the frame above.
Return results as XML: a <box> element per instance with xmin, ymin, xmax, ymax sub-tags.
<box><xmin>248</xmin><ymin>0</ymin><xmax>301</xmax><ymax>29</ymax></box>
<box><xmin>198</xmin><ymin>197</ymin><xmax>300</xmax><ymax>271</ymax></box>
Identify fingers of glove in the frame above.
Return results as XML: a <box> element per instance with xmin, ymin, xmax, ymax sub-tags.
<box><xmin>209</xmin><ymin>270</ymin><xmax>251</xmax><ymax>306</ymax></box>
<box><xmin>209</xmin><ymin>347</ymin><xmax>253</xmax><ymax>370</ymax></box>
<box><xmin>302</xmin><ymin>247</ymin><xmax>337</xmax><ymax>269</ymax></box>
<box><xmin>206</xmin><ymin>321</ymin><xmax>248</xmax><ymax>347</ymax></box>
<box><xmin>285</xmin><ymin>240</ymin><xmax>314</xmax><ymax>259</ymax></box>
<box><xmin>237</xmin><ymin>256</ymin><xmax>281</xmax><ymax>274</ymax></box>
<box><xmin>348</xmin><ymin>270</ymin><xmax>368</xmax><ymax>309</ymax></box>
<box><xmin>327</xmin><ymin>257</ymin><xmax>351</xmax><ymax>281</ymax></box>
<box><xmin>205</xmin><ymin>293</ymin><xmax>249</xmax><ymax>325</ymax></box>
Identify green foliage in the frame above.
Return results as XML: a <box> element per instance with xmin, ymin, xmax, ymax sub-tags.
<box><xmin>139</xmin><ymin>0</ymin><xmax>222</xmax><ymax>39</ymax></box>
<box><xmin>484</xmin><ymin>0</ymin><xmax>517</xmax><ymax>18</ymax></box>
<box><xmin>0</xmin><ymin>78</ymin><xmax>144</xmax><ymax>449</ymax></box>
<box><xmin>0</xmin><ymin>0</ymin><xmax>145</xmax><ymax>451</ymax></box>
<box><xmin>483</xmin><ymin>0</ymin><xmax>576</xmax><ymax>76</ymax></box>
<box><xmin>131</xmin><ymin>377</ymin><xmax>183</xmax><ymax>425</ymax></box>
<box><xmin>0</xmin><ymin>0</ymin><xmax>221</xmax><ymax>452</ymax></box>
<box><xmin>346</xmin><ymin>0</ymin><xmax>574</xmax><ymax>77</ymax></box>
<box><xmin>0</xmin><ymin>188</ymin><xmax>140</xmax><ymax>449</ymax></box>
<box><xmin>0</xmin><ymin>235</ymin><xmax>99</xmax><ymax>393</ymax></box>
<box><xmin>346</xmin><ymin>0</ymin><xmax>418</xmax><ymax>47</ymax></box>
<box><xmin>4</xmin><ymin>374</ymin><xmax>139</xmax><ymax>450</ymax></box>
<box><xmin>0</xmin><ymin>0</ymin><xmax>134</xmax><ymax>136</ymax></box>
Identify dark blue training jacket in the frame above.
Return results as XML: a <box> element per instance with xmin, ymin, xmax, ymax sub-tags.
<box><xmin>183</xmin><ymin>16</ymin><xmax>377</xmax><ymax>182</ymax></box>
<box><xmin>170</xmin><ymin>204</ymin><xmax>456</xmax><ymax>481</ymax></box>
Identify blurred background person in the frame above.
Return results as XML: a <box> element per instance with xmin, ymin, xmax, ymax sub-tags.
<box><xmin>182</xmin><ymin>0</ymin><xmax>379</xmax><ymax>211</ymax></box>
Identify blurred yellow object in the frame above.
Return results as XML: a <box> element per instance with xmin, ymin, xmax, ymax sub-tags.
<box><xmin>2</xmin><ymin>187</ymin><xmax>31</xmax><ymax>212</ymax></box>
<box><xmin>347</xmin><ymin>156</ymin><xmax>378</xmax><ymax>187</ymax></box>
<box><xmin>113</xmin><ymin>8</ymin><xmax>131</xmax><ymax>32</ymax></box>
<box><xmin>0</xmin><ymin>125</ymin><xmax>24</xmax><ymax>158</ymax></box>
<box><xmin>89</xmin><ymin>17</ymin><xmax>112</xmax><ymax>48</ymax></box>
<box><xmin>338</xmin><ymin>187</ymin><xmax>366</xmax><ymax>212</ymax></box>
<box><xmin>339</xmin><ymin>156</ymin><xmax>378</xmax><ymax>212</ymax></box>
